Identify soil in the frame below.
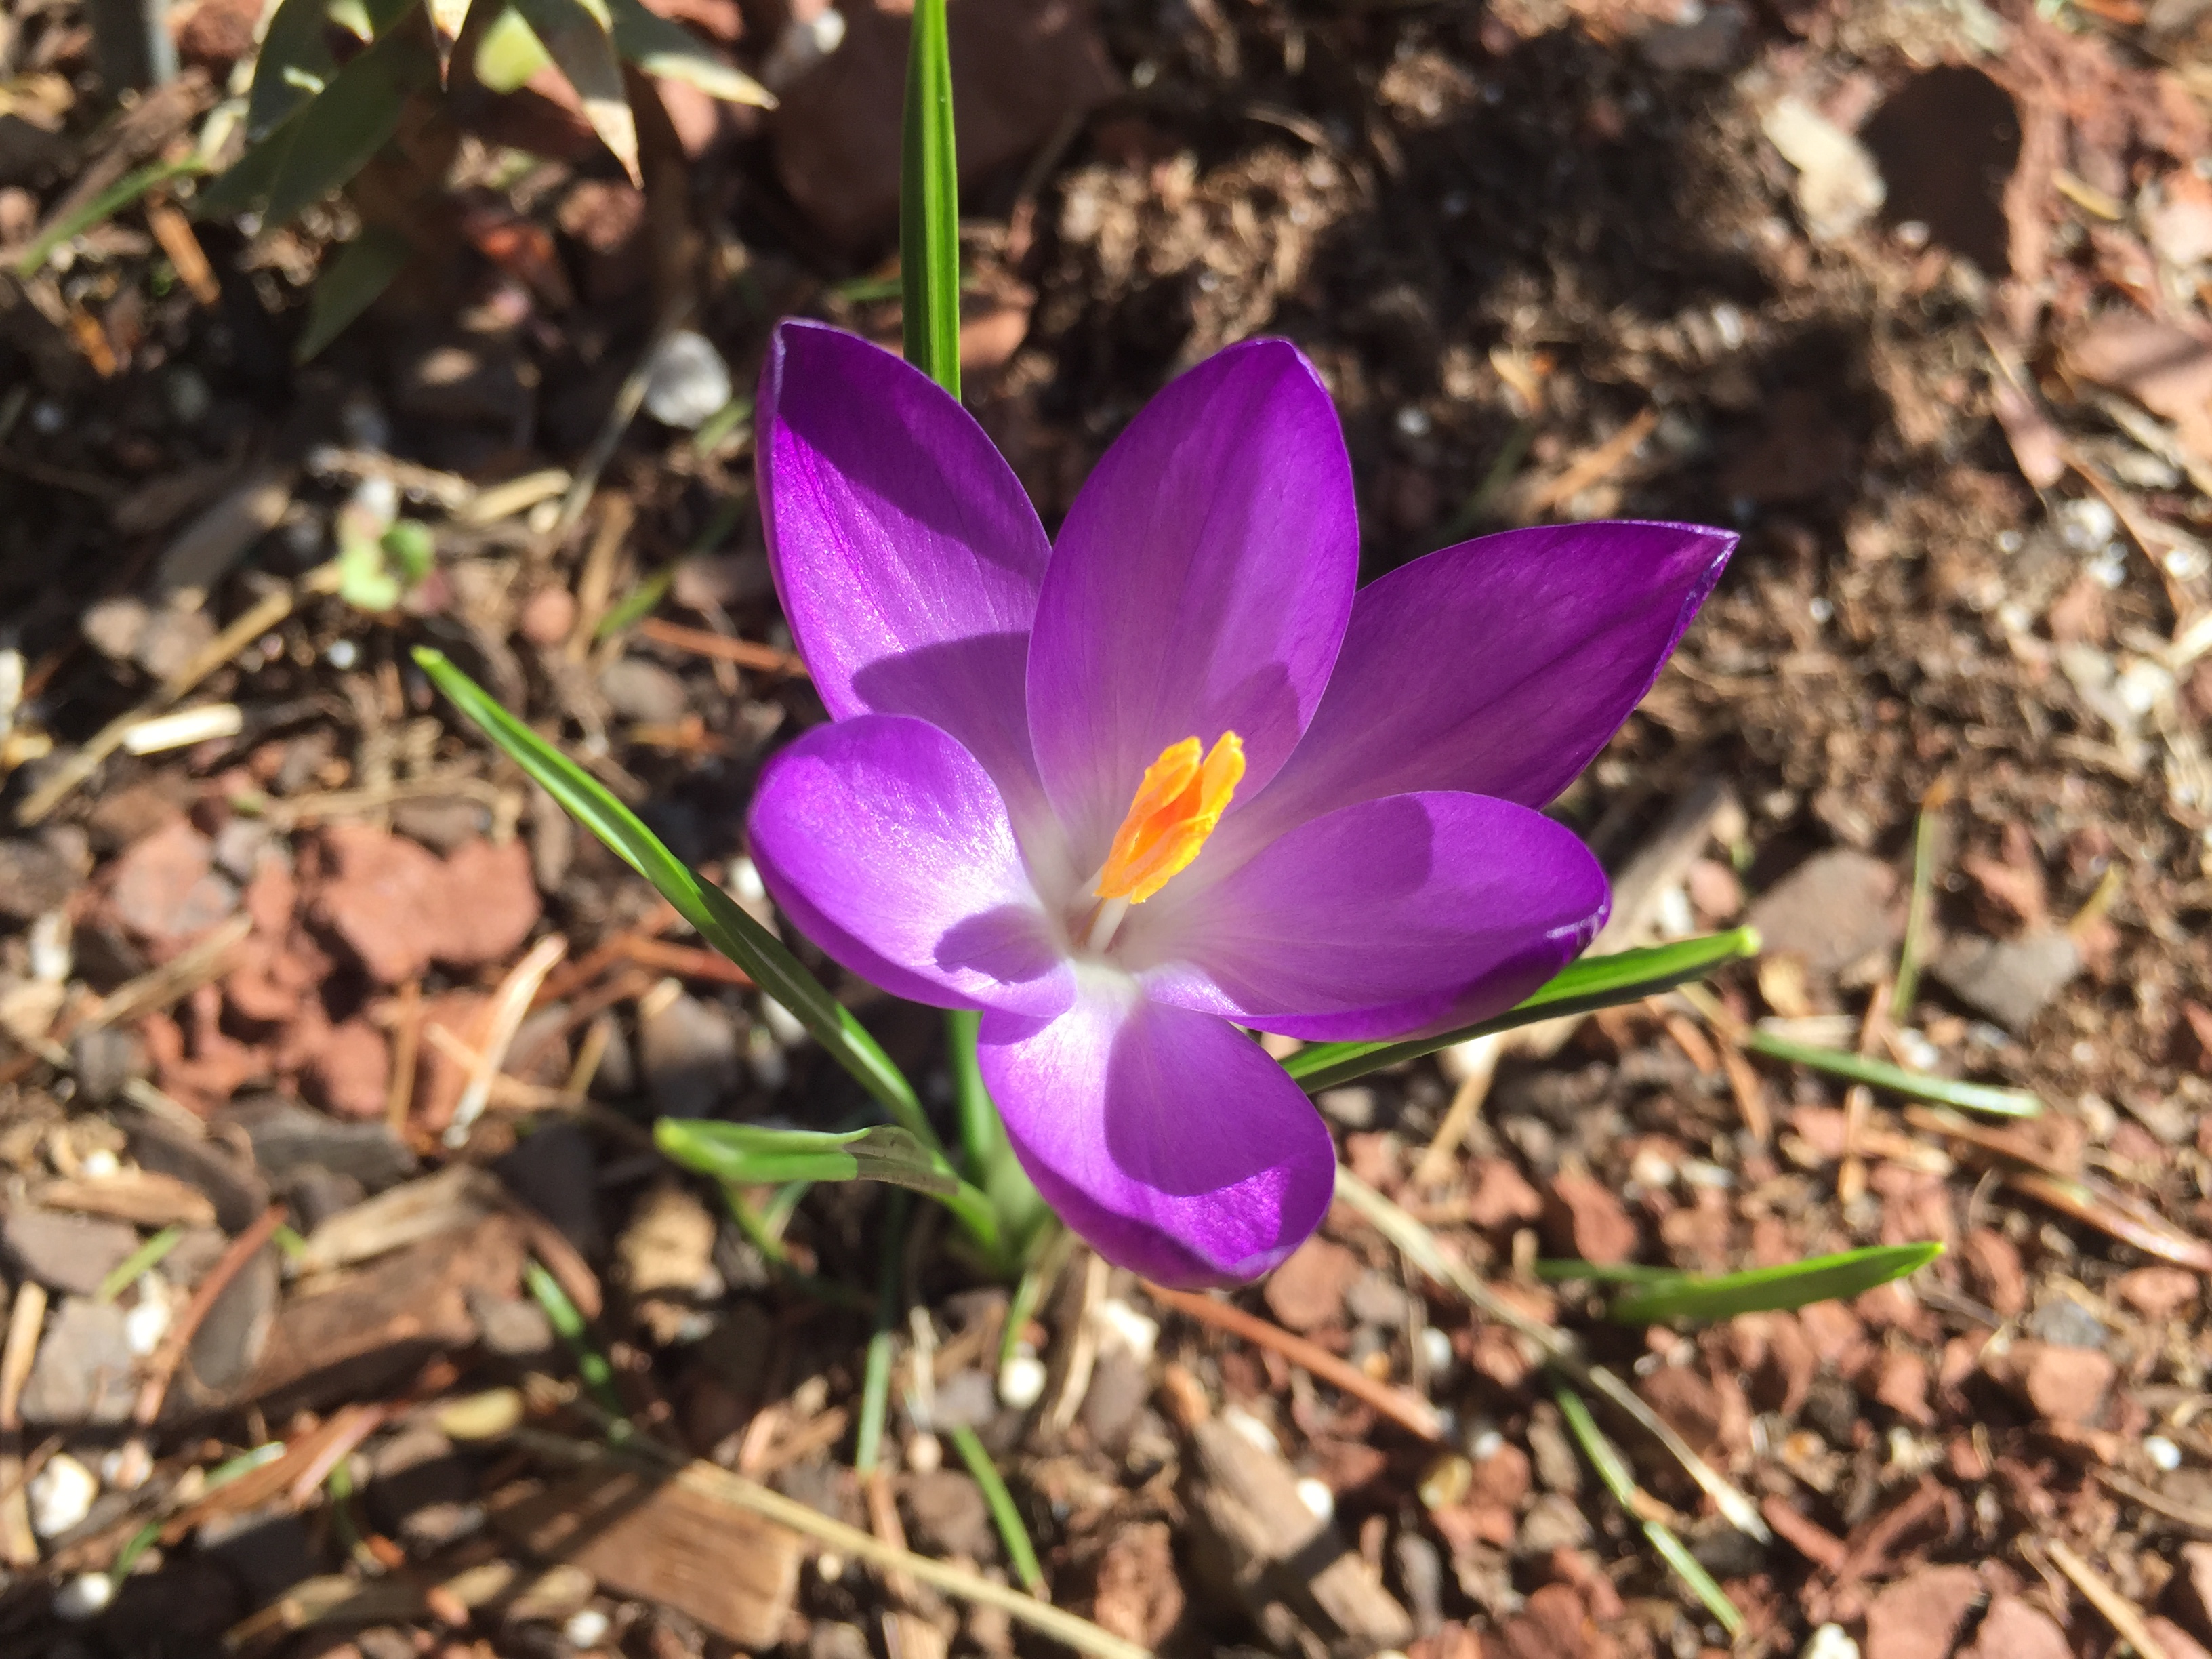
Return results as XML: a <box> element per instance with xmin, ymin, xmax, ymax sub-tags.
<box><xmin>2</xmin><ymin>0</ymin><xmax>2212</xmax><ymax>1656</ymax></box>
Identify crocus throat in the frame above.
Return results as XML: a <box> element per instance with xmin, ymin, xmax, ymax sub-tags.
<box><xmin>1092</xmin><ymin>733</ymin><xmax>1246</xmax><ymax>906</ymax></box>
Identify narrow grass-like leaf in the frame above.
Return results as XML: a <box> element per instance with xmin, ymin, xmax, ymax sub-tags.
<box><xmin>96</xmin><ymin>1225</ymin><xmax>185</xmax><ymax>1305</ymax></box>
<box><xmin>411</xmin><ymin>647</ymin><xmax>933</xmax><ymax>1148</ymax></box>
<box><xmin>1553</xmin><ymin>1383</ymin><xmax>1745</xmax><ymax>1637</ymax></box>
<box><xmin>655</xmin><ymin>1120</ymin><xmax>956</xmax><ymax>1198</ymax></box>
<box><xmin>525</xmin><ymin>1258</ymin><xmax>628</xmax><ymax>1423</ymax></box>
<box><xmin>605</xmin><ymin>0</ymin><xmax>773</xmax><ymax>107</ymax></box>
<box><xmin>12</xmin><ymin>156</ymin><xmax>207</xmax><ymax>278</ymax></box>
<box><xmin>900</xmin><ymin>0</ymin><xmax>960</xmax><ymax>396</ymax></box>
<box><xmin>295</xmin><ymin>225</ymin><xmax>413</xmax><ymax>361</ymax></box>
<box><xmin>947</xmin><ymin>1008</ymin><xmax>1051</xmax><ymax>1274</ymax></box>
<box><xmin>1285</xmin><ymin>928</ymin><xmax>1760</xmax><ymax>1092</ymax></box>
<box><xmin>1530</xmin><ymin>1260</ymin><xmax>1685</xmax><ymax>1286</ymax></box>
<box><xmin>594</xmin><ymin>562</ymin><xmax>676</xmax><ymax>640</ymax></box>
<box><xmin>949</xmin><ymin>1424</ymin><xmax>1045</xmax><ymax>1594</ymax></box>
<box><xmin>247</xmin><ymin>0</ymin><xmax>340</xmax><ymax>137</ymax></box>
<box><xmin>514</xmin><ymin>0</ymin><xmax>639</xmax><ymax>183</ymax></box>
<box><xmin>1745</xmin><ymin>1029</ymin><xmax>2041</xmax><ymax>1118</ymax></box>
<box><xmin>855</xmin><ymin>1190</ymin><xmax>908</xmax><ymax>1477</ymax></box>
<box><xmin>948</xmin><ymin>1008</ymin><xmax>1000</xmax><ymax>1180</ymax></box>
<box><xmin>1605</xmin><ymin>1242</ymin><xmax>1942</xmax><ymax>1326</ymax></box>
<box><xmin>473</xmin><ymin>3</ymin><xmax>554</xmax><ymax>90</ymax></box>
<box><xmin>261</xmin><ymin>19</ymin><xmax>440</xmax><ymax>230</ymax></box>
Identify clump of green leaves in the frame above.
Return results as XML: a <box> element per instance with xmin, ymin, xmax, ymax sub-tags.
<box><xmin>201</xmin><ymin>0</ymin><xmax>773</xmax><ymax>358</ymax></box>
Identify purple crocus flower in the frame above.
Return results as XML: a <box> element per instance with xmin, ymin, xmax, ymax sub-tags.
<box><xmin>746</xmin><ymin>321</ymin><xmax>1732</xmax><ymax>1288</ymax></box>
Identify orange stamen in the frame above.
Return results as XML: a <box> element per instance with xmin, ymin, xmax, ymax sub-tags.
<box><xmin>1093</xmin><ymin>733</ymin><xmax>1246</xmax><ymax>903</ymax></box>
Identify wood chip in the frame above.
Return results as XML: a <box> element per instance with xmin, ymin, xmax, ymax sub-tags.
<box><xmin>493</xmin><ymin>1466</ymin><xmax>803</xmax><ymax>1648</ymax></box>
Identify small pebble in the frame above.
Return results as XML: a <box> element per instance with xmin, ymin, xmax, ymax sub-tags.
<box><xmin>1094</xmin><ymin>1298</ymin><xmax>1160</xmax><ymax>1361</ymax></box>
<box><xmin>30</xmin><ymin>1453</ymin><xmax>99</xmax><ymax>1538</ymax></box>
<box><xmin>1295</xmin><ymin>1476</ymin><xmax>1335</xmax><ymax>1520</ymax></box>
<box><xmin>1629</xmin><ymin>1147</ymin><xmax>1677</xmax><ymax>1189</ymax></box>
<box><xmin>1802</xmin><ymin>1624</ymin><xmax>1860</xmax><ymax>1659</ymax></box>
<box><xmin>644</xmin><ymin>331</ymin><xmax>733</xmax><ymax>430</ymax></box>
<box><xmin>998</xmin><ymin>1351</ymin><xmax>1047</xmax><ymax>1410</ymax></box>
<box><xmin>815</xmin><ymin>1551</ymin><xmax>846</xmax><ymax>1582</ymax></box>
<box><xmin>79</xmin><ymin>1149</ymin><xmax>119</xmax><ymax>1179</ymax></box>
<box><xmin>1223</xmin><ymin>1406</ymin><xmax>1281</xmax><ymax>1458</ymax></box>
<box><xmin>906</xmin><ymin>1431</ymin><xmax>943</xmax><ymax>1474</ymax></box>
<box><xmin>1395</xmin><ymin>406</ymin><xmax>1432</xmax><ymax>438</ymax></box>
<box><xmin>2148</xmin><ymin>1435</ymin><xmax>2183</xmax><ymax>1471</ymax></box>
<box><xmin>52</xmin><ymin>1572</ymin><xmax>115</xmax><ymax>1621</ymax></box>
<box><xmin>1418</xmin><ymin>1325</ymin><xmax>1454</xmax><ymax>1375</ymax></box>
<box><xmin>563</xmin><ymin>1608</ymin><xmax>611</xmax><ymax>1647</ymax></box>
<box><xmin>326</xmin><ymin>638</ymin><xmax>359</xmax><ymax>670</ymax></box>
<box><xmin>123</xmin><ymin>1284</ymin><xmax>172</xmax><ymax>1356</ymax></box>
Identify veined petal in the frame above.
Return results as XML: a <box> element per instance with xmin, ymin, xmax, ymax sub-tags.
<box><xmin>980</xmin><ymin>985</ymin><xmax>1334</xmax><ymax>1287</ymax></box>
<box><xmin>1128</xmin><ymin>791</ymin><xmax>1607</xmax><ymax>1041</ymax></box>
<box><xmin>1025</xmin><ymin>340</ymin><xmax>1357</xmax><ymax>874</ymax></box>
<box><xmin>758</xmin><ymin>321</ymin><xmax>1052</xmax><ymax>825</ymax></box>
<box><xmin>1222</xmin><ymin>522</ymin><xmax>1734</xmax><ymax>857</ymax></box>
<box><xmin>747</xmin><ymin>715</ymin><xmax>1072</xmax><ymax>1017</ymax></box>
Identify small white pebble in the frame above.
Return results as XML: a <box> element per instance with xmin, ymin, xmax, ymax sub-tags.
<box><xmin>1394</xmin><ymin>406</ymin><xmax>1433</xmax><ymax>439</ymax></box>
<box><xmin>562</xmin><ymin>1607</ymin><xmax>611</xmax><ymax>1647</ymax></box>
<box><xmin>1418</xmin><ymin>1325</ymin><xmax>1454</xmax><ymax>1375</ymax></box>
<box><xmin>2148</xmin><ymin>1435</ymin><xmax>2184</xmax><ymax>1472</ymax></box>
<box><xmin>1629</xmin><ymin>1147</ymin><xmax>1677</xmax><ymax>1189</ymax></box>
<box><xmin>80</xmin><ymin>1149</ymin><xmax>121</xmax><ymax>1179</ymax></box>
<box><xmin>1994</xmin><ymin>529</ymin><xmax>2024</xmax><ymax>554</ymax></box>
<box><xmin>1223</xmin><ymin>1406</ymin><xmax>1281</xmax><ymax>1458</ymax></box>
<box><xmin>351</xmin><ymin>474</ymin><xmax>399</xmax><ymax>528</ymax></box>
<box><xmin>30</xmin><ymin>1454</ymin><xmax>99</xmax><ymax>1538</ymax></box>
<box><xmin>1679</xmin><ymin>1160</ymin><xmax>1735</xmax><ymax>1190</ymax></box>
<box><xmin>906</xmin><ymin>1431</ymin><xmax>943</xmax><ymax>1475</ymax></box>
<box><xmin>52</xmin><ymin>1572</ymin><xmax>115</xmax><ymax>1621</ymax></box>
<box><xmin>1807</xmin><ymin>595</ymin><xmax>1835</xmax><ymax>624</ymax></box>
<box><xmin>815</xmin><ymin>1551</ymin><xmax>846</xmax><ymax>1582</ymax></box>
<box><xmin>1470</xmin><ymin>1427</ymin><xmax>1505</xmax><ymax>1461</ymax></box>
<box><xmin>1093</xmin><ymin>1298</ymin><xmax>1160</xmax><ymax>1362</ymax></box>
<box><xmin>325</xmin><ymin>638</ymin><xmax>360</xmax><ymax>670</ymax></box>
<box><xmin>998</xmin><ymin>1351</ymin><xmax>1047</xmax><ymax>1410</ymax></box>
<box><xmin>1802</xmin><ymin>1624</ymin><xmax>1860</xmax><ymax>1659</ymax></box>
<box><xmin>1295</xmin><ymin>1476</ymin><xmax>1335</xmax><ymax>1521</ymax></box>
<box><xmin>644</xmin><ymin>331</ymin><xmax>734</xmax><ymax>430</ymax></box>
<box><xmin>124</xmin><ymin>1286</ymin><xmax>172</xmax><ymax>1357</ymax></box>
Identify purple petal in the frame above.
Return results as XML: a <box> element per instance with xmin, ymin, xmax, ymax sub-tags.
<box><xmin>981</xmin><ymin>988</ymin><xmax>1334</xmax><ymax>1287</ymax></box>
<box><xmin>1128</xmin><ymin>791</ymin><xmax>1608</xmax><ymax>1041</ymax></box>
<box><xmin>747</xmin><ymin>714</ymin><xmax>1071</xmax><ymax>1017</ymax></box>
<box><xmin>1025</xmin><ymin>340</ymin><xmax>1357</xmax><ymax>872</ymax></box>
<box><xmin>1224</xmin><ymin>522</ymin><xmax>1733</xmax><ymax>855</ymax></box>
<box><xmin>758</xmin><ymin>321</ymin><xmax>1052</xmax><ymax>825</ymax></box>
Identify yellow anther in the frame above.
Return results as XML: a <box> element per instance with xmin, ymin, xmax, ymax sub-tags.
<box><xmin>1093</xmin><ymin>733</ymin><xmax>1246</xmax><ymax>903</ymax></box>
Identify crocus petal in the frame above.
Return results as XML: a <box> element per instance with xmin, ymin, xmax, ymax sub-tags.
<box><xmin>747</xmin><ymin>714</ymin><xmax>1071</xmax><ymax>1017</ymax></box>
<box><xmin>980</xmin><ymin>985</ymin><xmax>1334</xmax><ymax>1286</ymax></box>
<box><xmin>1025</xmin><ymin>340</ymin><xmax>1357</xmax><ymax>872</ymax></box>
<box><xmin>1127</xmin><ymin>791</ymin><xmax>1607</xmax><ymax>1042</ymax></box>
<box><xmin>758</xmin><ymin>321</ymin><xmax>1053</xmax><ymax>831</ymax></box>
<box><xmin>1221</xmin><ymin>523</ymin><xmax>1734</xmax><ymax>857</ymax></box>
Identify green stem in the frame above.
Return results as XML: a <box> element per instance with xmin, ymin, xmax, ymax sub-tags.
<box><xmin>948</xmin><ymin>1424</ymin><xmax>1044</xmax><ymax>1594</ymax></box>
<box><xmin>855</xmin><ymin>1191</ymin><xmax>909</xmax><ymax>1477</ymax></box>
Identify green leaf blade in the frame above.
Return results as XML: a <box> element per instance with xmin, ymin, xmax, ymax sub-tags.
<box><xmin>655</xmin><ymin>1120</ymin><xmax>957</xmax><ymax>1198</ymax></box>
<box><xmin>1746</xmin><ymin>1029</ymin><xmax>2043</xmax><ymax>1118</ymax></box>
<box><xmin>605</xmin><ymin>0</ymin><xmax>773</xmax><ymax>107</ymax></box>
<box><xmin>1284</xmin><ymin>928</ymin><xmax>1760</xmax><ymax>1092</ymax></box>
<box><xmin>296</xmin><ymin>224</ymin><xmax>414</xmax><ymax>361</ymax></box>
<box><xmin>513</xmin><ymin>0</ymin><xmax>640</xmax><ymax>184</ymax></box>
<box><xmin>261</xmin><ymin>20</ymin><xmax>439</xmax><ymax>230</ymax></box>
<box><xmin>899</xmin><ymin>0</ymin><xmax>960</xmax><ymax>396</ymax></box>
<box><xmin>411</xmin><ymin>647</ymin><xmax>933</xmax><ymax>1149</ymax></box>
<box><xmin>1605</xmin><ymin>1242</ymin><xmax>1944</xmax><ymax>1326</ymax></box>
